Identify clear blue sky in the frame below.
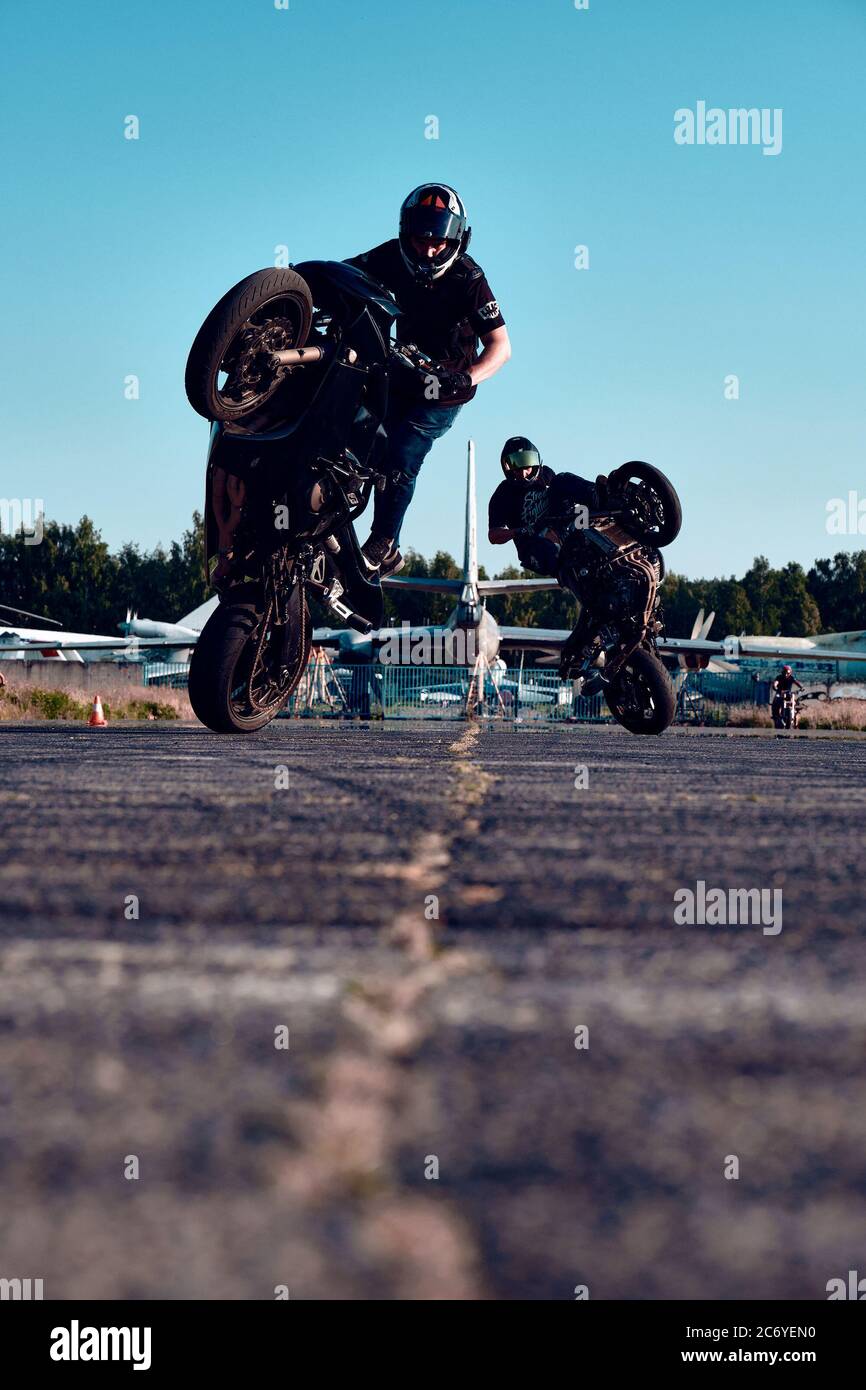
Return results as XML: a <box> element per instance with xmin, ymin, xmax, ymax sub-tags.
<box><xmin>2</xmin><ymin>0</ymin><xmax>864</xmax><ymax>586</ymax></box>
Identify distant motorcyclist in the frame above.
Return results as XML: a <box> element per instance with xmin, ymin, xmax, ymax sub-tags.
<box><xmin>771</xmin><ymin>664</ymin><xmax>803</xmax><ymax>724</ymax></box>
<box><xmin>487</xmin><ymin>436</ymin><xmax>600</xmax><ymax>575</ymax></box>
<box><xmin>346</xmin><ymin>184</ymin><xmax>511</xmax><ymax>577</ymax></box>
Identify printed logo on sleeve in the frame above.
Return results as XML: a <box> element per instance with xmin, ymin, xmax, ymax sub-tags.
<box><xmin>477</xmin><ymin>299</ymin><xmax>500</xmax><ymax>322</ymax></box>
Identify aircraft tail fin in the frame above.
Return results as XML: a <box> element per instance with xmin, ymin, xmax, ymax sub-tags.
<box><xmin>176</xmin><ymin>597</ymin><xmax>218</xmax><ymax>633</ymax></box>
<box><xmin>464</xmin><ymin>439</ymin><xmax>478</xmax><ymax>588</ymax></box>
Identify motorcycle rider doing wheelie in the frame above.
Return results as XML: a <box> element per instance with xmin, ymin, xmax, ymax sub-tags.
<box><xmin>489</xmin><ymin>436</ymin><xmax>683</xmax><ymax>735</ymax></box>
<box><xmin>487</xmin><ymin>435</ymin><xmax>601</xmax><ymax>575</ymax></box>
<box><xmin>208</xmin><ymin>185</ymin><xmax>510</xmax><ymax>587</ymax></box>
<box><xmin>347</xmin><ymin>183</ymin><xmax>511</xmax><ymax>577</ymax></box>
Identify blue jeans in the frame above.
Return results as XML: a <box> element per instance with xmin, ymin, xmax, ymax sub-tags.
<box><xmin>372</xmin><ymin>400</ymin><xmax>463</xmax><ymax>544</ymax></box>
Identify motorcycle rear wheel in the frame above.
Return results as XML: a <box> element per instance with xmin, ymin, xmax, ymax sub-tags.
<box><xmin>604</xmin><ymin>646</ymin><xmax>676</xmax><ymax>735</ymax></box>
<box><xmin>188</xmin><ymin>589</ymin><xmax>311</xmax><ymax>733</ymax></box>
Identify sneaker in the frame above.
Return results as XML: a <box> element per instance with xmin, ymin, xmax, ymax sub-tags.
<box><xmin>579</xmin><ymin>670</ymin><xmax>604</xmax><ymax>697</ymax></box>
<box><xmin>379</xmin><ymin>546</ymin><xmax>404</xmax><ymax>577</ymax></box>
<box><xmin>362</xmin><ymin>535</ymin><xmax>404</xmax><ymax>577</ymax></box>
<box><xmin>361</xmin><ymin>534</ymin><xmax>393</xmax><ymax>569</ymax></box>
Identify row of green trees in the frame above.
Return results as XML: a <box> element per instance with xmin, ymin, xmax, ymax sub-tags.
<box><xmin>402</xmin><ymin>549</ymin><xmax>866</xmax><ymax>638</ymax></box>
<box><xmin>0</xmin><ymin>515</ymin><xmax>207</xmax><ymax>633</ymax></box>
<box><xmin>1</xmin><ymin>514</ymin><xmax>864</xmax><ymax>638</ymax></box>
<box><xmin>660</xmin><ymin>552</ymin><xmax>866</xmax><ymax>637</ymax></box>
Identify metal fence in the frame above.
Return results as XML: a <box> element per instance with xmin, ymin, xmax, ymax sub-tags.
<box><xmin>143</xmin><ymin>658</ymin><xmax>764</xmax><ymax>723</ymax></box>
<box><xmin>143</xmin><ymin>661</ymin><xmax>192</xmax><ymax>688</ymax></box>
<box><xmin>286</xmin><ymin>662</ymin><xmax>609</xmax><ymax>721</ymax></box>
<box><xmin>675</xmin><ymin>669</ymin><xmax>766</xmax><ymax>724</ymax></box>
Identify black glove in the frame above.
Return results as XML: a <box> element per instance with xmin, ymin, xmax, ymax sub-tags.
<box><xmin>594</xmin><ymin>473</ymin><xmax>615</xmax><ymax>510</ymax></box>
<box><xmin>424</xmin><ymin>366</ymin><xmax>472</xmax><ymax>401</ymax></box>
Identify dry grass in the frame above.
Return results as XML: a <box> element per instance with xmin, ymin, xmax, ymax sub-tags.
<box><xmin>799</xmin><ymin>698</ymin><xmax>866</xmax><ymax>730</ymax></box>
<box><xmin>0</xmin><ymin>674</ymin><xmax>192</xmax><ymax>722</ymax></box>
<box><xmin>723</xmin><ymin>698</ymin><xmax>866</xmax><ymax>731</ymax></box>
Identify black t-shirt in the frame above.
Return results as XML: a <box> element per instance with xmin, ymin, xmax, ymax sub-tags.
<box><xmin>773</xmin><ymin>672</ymin><xmax>801</xmax><ymax>692</ymax></box>
<box><xmin>488</xmin><ymin>466</ymin><xmax>557</xmax><ymax>532</ymax></box>
<box><xmin>345</xmin><ymin>239</ymin><xmax>505</xmax><ymax>407</ymax></box>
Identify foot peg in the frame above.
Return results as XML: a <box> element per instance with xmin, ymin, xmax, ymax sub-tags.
<box><xmin>328</xmin><ymin>596</ymin><xmax>373</xmax><ymax>634</ymax></box>
<box><xmin>317</xmin><ymin>578</ymin><xmax>374</xmax><ymax>633</ymax></box>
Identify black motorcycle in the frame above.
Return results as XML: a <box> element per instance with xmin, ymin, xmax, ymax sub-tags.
<box><xmin>772</xmin><ymin>687</ymin><xmax>826</xmax><ymax>729</ymax></box>
<box><xmin>772</xmin><ymin>688</ymin><xmax>798</xmax><ymax>729</ymax></box>
<box><xmin>536</xmin><ymin>463</ymin><xmax>682</xmax><ymax>735</ymax></box>
<box><xmin>183</xmin><ymin>260</ymin><xmax>411</xmax><ymax>733</ymax></box>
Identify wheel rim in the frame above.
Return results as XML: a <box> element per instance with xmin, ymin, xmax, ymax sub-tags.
<box><xmin>609</xmin><ymin>661</ymin><xmax>658</xmax><ymax>723</ymax></box>
<box><xmin>215</xmin><ymin>294</ymin><xmax>308</xmax><ymax>414</ymax></box>
<box><xmin>228</xmin><ymin>618</ymin><xmax>307</xmax><ymax>726</ymax></box>
<box><xmin>621</xmin><ymin>479</ymin><xmax>667</xmax><ymax>543</ymax></box>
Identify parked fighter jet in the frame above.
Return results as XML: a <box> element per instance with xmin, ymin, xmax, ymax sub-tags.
<box><xmin>517</xmin><ymin>605</ymin><xmax>866</xmax><ymax>678</ymax></box>
<box><xmin>656</xmin><ymin>610</ymin><xmax>866</xmax><ymax>681</ymax></box>
<box><xmin>118</xmin><ymin>599</ymin><xmax>215</xmax><ymax>646</ymax></box>
<box><xmin>0</xmin><ymin>602</ymin><xmax>196</xmax><ymax>662</ymax></box>
<box><xmin>116</xmin><ymin>598</ymin><xmax>219</xmax><ymax>663</ymax></box>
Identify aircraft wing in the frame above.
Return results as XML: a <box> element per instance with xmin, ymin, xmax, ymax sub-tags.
<box><xmin>382</xmin><ymin>576</ymin><xmax>561</xmax><ymax>597</ymax></box>
<box><xmin>736</xmin><ymin>638</ymin><xmax>866</xmax><ymax>663</ymax></box>
<box><xmin>662</xmin><ymin>637</ymin><xmax>866</xmax><ymax>665</ymax></box>
<box><xmin>496</xmin><ymin>630</ymin><xmax>866</xmax><ymax>668</ymax></box>
<box><xmin>478</xmin><ymin>578</ymin><xmax>561</xmax><ymax>595</ymax></box>
<box><xmin>382</xmin><ymin>577</ymin><xmax>464</xmax><ymax>595</ymax></box>
<box><xmin>657</xmin><ymin>638</ymin><xmax>734</xmax><ymax>661</ymax></box>
<box><xmin>498</xmin><ymin>626</ymin><xmax>571</xmax><ymax>653</ymax></box>
<box><xmin>311</xmin><ymin>626</ymin><xmax>373</xmax><ymax>653</ymax></box>
<box><xmin>0</xmin><ymin>637</ymin><xmax>198</xmax><ymax>653</ymax></box>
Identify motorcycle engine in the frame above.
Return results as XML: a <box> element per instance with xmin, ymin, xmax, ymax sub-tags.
<box><xmin>561</xmin><ymin>527</ymin><xmax>660</xmax><ymax>630</ymax></box>
<box><xmin>566</xmin><ymin>549</ymin><xmax>645</xmax><ymax>619</ymax></box>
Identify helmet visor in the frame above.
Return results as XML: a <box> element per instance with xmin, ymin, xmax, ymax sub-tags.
<box><xmin>503</xmin><ymin>448</ymin><xmax>542</xmax><ymax>476</ymax></box>
<box><xmin>402</xmin><ymin>205</ymin><xmax>464</xmax><ymax>243</ymax></box>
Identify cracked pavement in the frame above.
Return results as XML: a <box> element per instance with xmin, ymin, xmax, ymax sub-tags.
<box><xmin>1</xmin><ymin>720</ymin><xmax>864</xmax><ymax>1299</ymax></box>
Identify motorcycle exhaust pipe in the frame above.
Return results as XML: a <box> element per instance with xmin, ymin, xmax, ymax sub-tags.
<box><xmin>270</xmin><ymin>345</ymin><xmax>330</xmax><ymax>366</ymax></box>
<box><xmin>270</xmin><ymin>344</ymin><xmax>356</xmax><ymax>367</ymax></box>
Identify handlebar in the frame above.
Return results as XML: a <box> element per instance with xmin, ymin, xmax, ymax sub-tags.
<box><xmin>389</xmin><ymin>340</ymin><xmax>436</xmax><ymax>373</ymax></box>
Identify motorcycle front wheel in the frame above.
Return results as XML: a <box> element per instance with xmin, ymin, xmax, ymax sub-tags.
<box><xmin>185</xmin><ymin>268</ymin><xmax>313</xmax><ymax>423</ymax></box>
<box><xmin>188</xmin><ymin>587</ymin><xmax>311</xmax><ymax>733</ymax></box>
<box><xmin>604</xmin><ymin>647</ymin><xmax>676</xmax><ymax>735</ymax></box>
<box><xmin>608</xmin><ymin>461</ymin><xmax>682</xmax><ymax>548</ymax></box>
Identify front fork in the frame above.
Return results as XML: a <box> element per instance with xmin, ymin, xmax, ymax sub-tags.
<box><xmin>246</xmin><ymin>551</ymin><xmax>309</xmax><ymax>712</ymax></box>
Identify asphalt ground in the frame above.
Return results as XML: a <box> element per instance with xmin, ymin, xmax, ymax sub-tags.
<box><xmin>1</xmin><ymin>719</ymin><xmax>864</xmax><ymax>1300</ymax></box>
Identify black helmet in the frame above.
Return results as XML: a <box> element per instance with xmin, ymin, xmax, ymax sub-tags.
<box><xmin>501</xmin><ymin>435</ymin><xmax>542</xmax><ymax>481</ymax></box>
<box><xmin>399</xmin><ymin>184</ymin><xmax>471</xmax><ymax>284</ymax></box>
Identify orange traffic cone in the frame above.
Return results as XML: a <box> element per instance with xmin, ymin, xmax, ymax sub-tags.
<box><xmin>88</xmin><ymin>694</ymin><xmax>107</xmax><ymax>726</ymax></box>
